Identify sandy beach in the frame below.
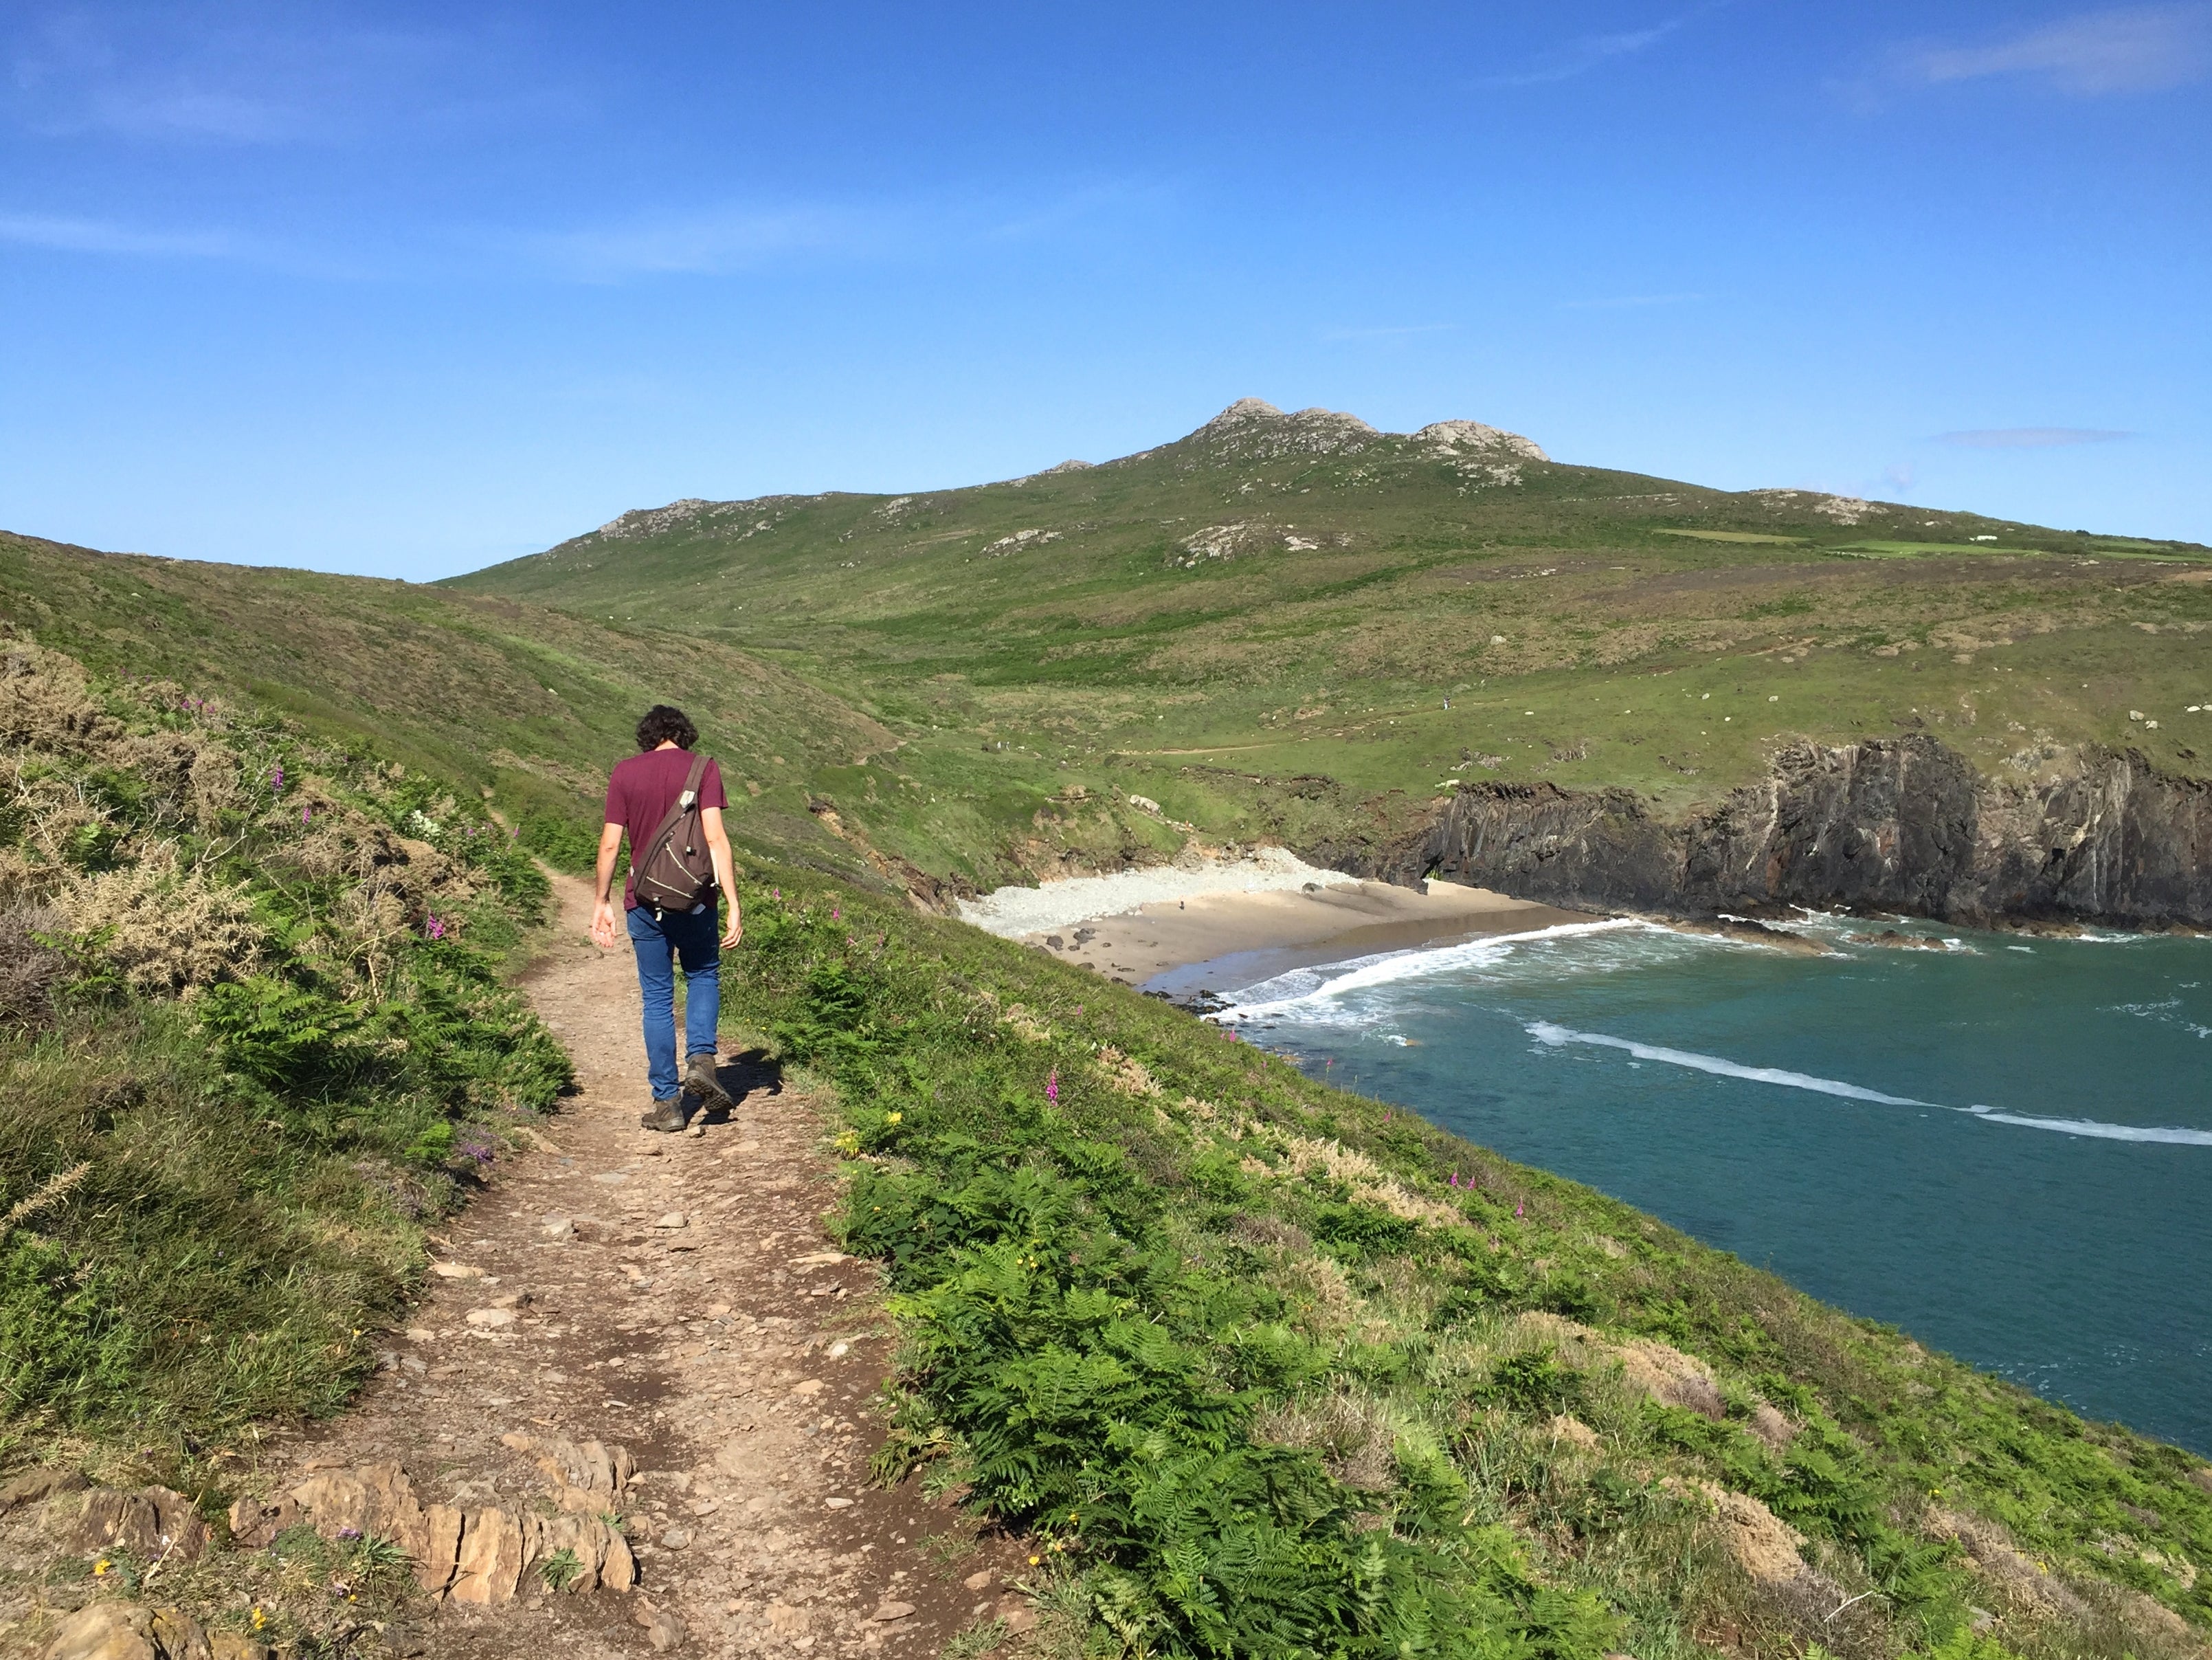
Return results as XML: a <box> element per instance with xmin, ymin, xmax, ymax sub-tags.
<box><xmin>959</xmin><ymin>852</ymin><xmax>1596</xmax><ymax>995</ymax></box>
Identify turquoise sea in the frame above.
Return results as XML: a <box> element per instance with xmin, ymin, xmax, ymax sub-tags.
<box><xmin>1177</xmin><ymin>914</ymin><xmax>2212</xmax><ymax>1455</ymax></box>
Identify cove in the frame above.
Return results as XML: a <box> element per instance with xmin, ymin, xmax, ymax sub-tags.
<box><xmin>1205</xmin><ymin>914</ymin><xmax>2212</xmax><ymax>1455</ymax></box>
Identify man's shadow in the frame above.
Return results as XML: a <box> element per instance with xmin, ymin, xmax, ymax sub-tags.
<box><xmin>695</xmin><ymin>1047</ymin><xmax>782</xmax><ymax>1125</ymax></box>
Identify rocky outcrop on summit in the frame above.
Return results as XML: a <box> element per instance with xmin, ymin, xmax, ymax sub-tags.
<box><xmin>1317</xmin><ymin>736</ymin><xmax>2212</xmax><ymax>929</ymax></box>
<box><xmin>1414</xmin><ymin>419</ymin><xmax>1549</xmax><ymax>463</ymax></box>
<box><xmin>1173</xmin><ymin>398</ymin><xmax>1548</xmax><ymax>470</ymax></box>
<box><xmin>1188</xmin><ymin>398</ymin><xmax>1383</xmax><ymax>461</ymax></box>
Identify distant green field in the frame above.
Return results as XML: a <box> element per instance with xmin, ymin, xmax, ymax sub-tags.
<box><xmin>1829</xmin><ymin>540</ymin><xmax>2045</xmax><ymax>557</ymax></box>
<box><xmin>2089</xmin><ymin>540</ymin><xmax>2207</xmax><ymax>560</ymax></box>
<box><xmin>1655</xmin><ymin>528</ymin><xmax>1805</xmax><ymax>544</ymax></box>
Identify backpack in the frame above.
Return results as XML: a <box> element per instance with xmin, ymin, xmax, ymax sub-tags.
<box><xmin>632</xmin><ymin>752</ymin><xmax>718</xmax><ymax>914</ymax></box>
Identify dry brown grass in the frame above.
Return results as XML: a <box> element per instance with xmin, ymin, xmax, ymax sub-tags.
<box><xmin>54</xmin><ymin>848</ymin><xmax>267</xmax><ymax>996</ymax></box>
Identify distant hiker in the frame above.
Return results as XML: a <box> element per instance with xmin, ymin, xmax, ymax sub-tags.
<box><xmin>591</xmin><ymin>705</ymin><xmax>742</xmax><ymax>1131</ymax></box>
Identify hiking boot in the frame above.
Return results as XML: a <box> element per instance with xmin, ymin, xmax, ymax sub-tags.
<box><xmin>638</xmin><ymin>1098</ymin><xmax>689</xmax><ymax>1133</ymax></box>
<box><xmin>683</xmin><ymin>1052</ymin><xmax>735</xmax><ymax>1111</ymax></box>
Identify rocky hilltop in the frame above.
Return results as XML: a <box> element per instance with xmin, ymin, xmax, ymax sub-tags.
<box><xmin>1319</xmin><ymin>736</ymin><xmax>2212</xmax><ymax>929</ymax></box>
<box><xmin>570</xmin><ymin>399</ymin><xmax>1556</xmax><ymax>546</ymax></box>
<box><xmin>426</xmin><ymin>394</ymin><xmax>2212</xmax><ymax>929</ymax></box>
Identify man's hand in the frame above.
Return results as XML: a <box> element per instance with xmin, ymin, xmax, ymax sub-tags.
<box><xmin>702</xmin><ymin>804</ymin><xmax>742</xmax><ymax>952</ymax></box>
<box><xmin>592</xmin><ymin>821</ymin><xmax>625</xmax><ymax>950</ymax></box>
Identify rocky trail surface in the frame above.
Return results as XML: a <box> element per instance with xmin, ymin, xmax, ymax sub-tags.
<box><xmin>3</xmin><ymin>876</ymin><xmax>1029</xmax><ymax>1660</ymax></box>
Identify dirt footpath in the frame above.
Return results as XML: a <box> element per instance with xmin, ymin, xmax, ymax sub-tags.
<box><xmin>255</xmin><ymin>874</ymin><xmax>1024</xmax><ymax>1657</ymax></box>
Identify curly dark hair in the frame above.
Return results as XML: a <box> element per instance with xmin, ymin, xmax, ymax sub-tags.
<box><xmin>636</xmin><ymin>705</ymin><xmax>698</xmax><ymax>751</ymax></box>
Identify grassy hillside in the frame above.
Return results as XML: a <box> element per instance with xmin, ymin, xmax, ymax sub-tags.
<box><xmin>12</xmin><ymin>400</ymin><xmax>2211</xmax><ymax>900</ymax></box>
<box><xmin>0</xmin><ymin>529</ymin><xmax>907</xmax><ymax>883</ymax></box>
<box><xmin>0</xmin><ymin>637</ymin><xmax>566</xmax><ymax>1454</ymax></box>
<box><xmin>447</xmin><ymin>399</ymin><xmax>2212</xmax><ymax>889</ymax></box>
<box><xmin>1</xmin><ymin>634</ymin><xmax>2207</xmax><ymax>1660</ymax></box>
<box><xmin>727</xmin><ymin>860</ymin><xmax>2212</xmax><ymax>1660</ymax></box>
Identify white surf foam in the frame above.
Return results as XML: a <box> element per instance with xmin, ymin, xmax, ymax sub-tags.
<box><xmin>1957</xmin><ymin>1107</ymin><xmax>2212</xmax><ymax>1145</ymax></box>
<box><xmin>1216</xmin><ymin>918</ymin><xmax>1654</xmax><ymax>1019</ymax></box>
<box><xmin>1526</xmin><ymin>1021</ymin><xmax>1928</xmax><ymax>1106</ymax></box>
<box><xmin>1528</xmin><ymin>1021</ymin><xmax>2212</xmax><ymax>1146</ymax></box>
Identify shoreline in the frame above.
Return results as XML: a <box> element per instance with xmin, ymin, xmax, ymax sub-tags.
<box><xmin>964</xmin><ymin>854</ymin><xmax>1598</xmax><ymax>996</ymax></box>
<box><xmin>956</xmin><ymin>853</ymin><xmax>2200</xmax><ymax>1010</ymax></box>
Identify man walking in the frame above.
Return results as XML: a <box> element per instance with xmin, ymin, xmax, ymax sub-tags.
<box><xmin>591</xmin><ymin>705</ymin><xmax>742</xmax><ymax>1131</ymax></box>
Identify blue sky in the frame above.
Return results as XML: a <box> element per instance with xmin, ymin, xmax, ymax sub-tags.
<box><xmin>2</xmin><ymin>2</ymin><xmax>2207</xmax><ymax>579</ymax></box>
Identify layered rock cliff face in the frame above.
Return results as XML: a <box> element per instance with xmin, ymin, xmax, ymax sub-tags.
<box><xmin>1321</xmin><ymin>737</ymin><xmax>2212</xmax><ymax>929</ymax></box>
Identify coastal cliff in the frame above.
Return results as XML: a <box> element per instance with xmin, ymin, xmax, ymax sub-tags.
<box><xmin>1315</xmin><ymin>736</ymin><xmax>2212</xmax><ymax>929</ymax></box>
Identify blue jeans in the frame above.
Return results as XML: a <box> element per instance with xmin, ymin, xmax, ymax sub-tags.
<box><xmin>626</xmin><ymin>904</ymin><xmax>720</xmax><ymax>1102</ymax></box>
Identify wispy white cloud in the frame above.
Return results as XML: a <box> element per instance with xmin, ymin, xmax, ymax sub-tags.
<box><xmin>1559</xmin><ymin>292</ymin><xmax>1708</xmax><ymax>309</ymax></box>
<box><xmin>981</xmin><ymin>179</ymin><xmax>1174</xmax><ymax>244</ymax></box>
<box><xmin>1938</xmin><ymin>428</ymin><xmax>2136</xmax><ymax>447</ymax></box>
<box><xmin>4</xmin><ymin>5</ymin><xmax>561</xmax><ymax>145</ymax></box>
<box><xmin>1319</xmin><ymin>323</ymin><xmax>1461</xmax><ymax>342</ymax></box>
<box><xmin>1896</xmin><ymin>5</ymin><xmax>2212</xmax><ymax>95</ymax></box>
<box><xmin>0</xmin><ymin>178</ymin><xmax>1155</xmax><ymax>281</ymax></box>
<box><xmin>522</xmin><ymin>181</ymin><xmax>1165</xmax><ymax>282</ymax></box>
<box><xmin>0</xmin><ymin>210</ymin><xmax>237</xmax><ymax>257</ymax></box>
<box><xmin>1473</xmin><ymin>5</ymin><xmax>1723</xmax><ymax>88</ymax></box>
<box><xmin>522</xmin><ymin>205</ymin><xmax>873</xmax><ymax>281</ymax></box>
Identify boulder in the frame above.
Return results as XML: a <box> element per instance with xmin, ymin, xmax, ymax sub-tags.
<box><xmin>0</xmin><ymin>1467</ymin><xmax>89</xmax><ymax>1515</ymax></box>
<box><xmin>449</xmin><ymin>1507</ymin><xmax>526</xmax><ymax>1605</ymax></box>
<box><xmin>222</xmin><ymin>1496</ymin><xmax>298</xmax><ymax>1551</ymax></box>
<box><xmin>41</xmin><ymin>1603</ymin><xmax>208</xmax><ymax>1660</ymax></box>
<box><xmin>416</xmin><ymin>1503</ymin><xmax>464</xmax><ymax>1597</ymax></box>
<box><xmin>71</xmin><ymin>1490</ymin><xmax>209</xmax><ymax>1564</ymax></box>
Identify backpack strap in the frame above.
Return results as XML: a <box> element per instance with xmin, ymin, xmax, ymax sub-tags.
<box><xmin>677</xmin><ymin>749</ymin><xmax>709</xmax><ymax>811</ymax></box>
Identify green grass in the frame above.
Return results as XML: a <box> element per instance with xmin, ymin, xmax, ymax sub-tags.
<box><xmin>1656</xmin><ymin>530</ymin><xmax>1808</xmax><ymax>545</ymax></box>
<box><xmin>5</xmin><ymin>401</ymin><xmax>2210</xmax><ymax>1660</ymax></box>
<box><xmin>1829</xmin><ymin>542</ymin><xmax>2048</xmax><ymax>558</ymax></box>
<box><xmin>3</xmin><ymin>615</ymin><xmax>2209</xmax><ymax>1660</ymax></box>
<box><xmin>0</xmin><ymin>529</ymin><xmax>904</xmax><ymax>884</ymax></box>
<box><xmin>722</xmin><ymin>865</ymin><xmax>2212</xmax><ymax>1660</ymax></box>
<box><xmin>0</xmin><ymin>641</ymin><xmax>568</xmax><ymax>1461</ymax></box>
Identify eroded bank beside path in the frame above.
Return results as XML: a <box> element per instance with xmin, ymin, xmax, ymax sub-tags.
<box><xmin>1</xmin><ymin>874</ymin><xmax>1031</xmax><ymax>1660</ymax></box>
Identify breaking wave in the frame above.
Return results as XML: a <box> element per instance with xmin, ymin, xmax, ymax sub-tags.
<box><xmin>1526</xmin><ymin>1021</ymin><xmax>2212</xmax><ymax>1145</ymax></box>
<box><xmin>1214</xmin><ymin>918</ymin><xmax>1655</xmax><ymax>1019</ymax></box>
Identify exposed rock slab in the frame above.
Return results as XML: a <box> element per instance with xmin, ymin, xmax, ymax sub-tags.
<box><xmin>69</xmin><ymin>1490</ymin><xmax>208</xmax><ymax>1565</ymax></box>
<box><xmin>41</xmin><ymin>1602</ymin><xmax>208</xmax><ymax>1660</ymax></box>
<box><xmin>1327</xmin><ymin>737</ymin><xmax>2212</xmax><ymax>929</ymax></box>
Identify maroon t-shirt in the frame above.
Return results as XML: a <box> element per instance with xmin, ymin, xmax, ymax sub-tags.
<box><xmin>605</xmin><ymin>748</ymin><xmax>727</xmax><ymax>910</ymax></box>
